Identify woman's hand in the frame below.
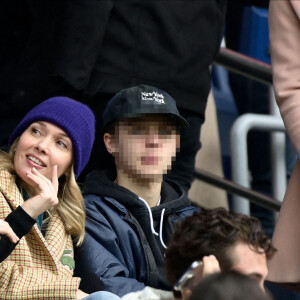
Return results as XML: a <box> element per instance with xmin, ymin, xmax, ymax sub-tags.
<box><xmin>0</xmin><ymin>219</ymin><xmax>19</xmax><ymax>243</ymax></box>
<box><xmin>21</xmin><ymin>165</ymin><xmax>59</xmax><ymax>219</ymax></box>
<box><xmin>76</xmin><ymin>289</ymin><xmax>89</xmax><ymax>299</ymax></box>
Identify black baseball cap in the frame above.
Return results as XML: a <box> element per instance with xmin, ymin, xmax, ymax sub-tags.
<box><xmin>102</xmin><ymin>84</ymin><xmax>189</xmax><ymax>131</ymax></box>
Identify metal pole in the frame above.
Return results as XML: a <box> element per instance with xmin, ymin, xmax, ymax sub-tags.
<box><xmin>230</xmin><ymin>114</ymin><xmax>285</xmax><ymax>215</ymax></box>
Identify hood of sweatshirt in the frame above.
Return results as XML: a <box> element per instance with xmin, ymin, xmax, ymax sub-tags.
<box><xmin>83</xmin><ymin>169</ymin><xmax>191</xmax><ymax>217</ymax></box>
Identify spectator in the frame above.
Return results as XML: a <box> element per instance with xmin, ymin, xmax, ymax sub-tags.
<box><xmin>0</xmin><ymin>97</ymin><xmax>120</xmax><ymax>299</ymax></box>
<box><xmin>165</xmin><ymin>207</ymin><xmax>276</xmax><ymax>298</ymax></box>
<box><xmin>74</xmin><ymin>85</ymin><xmax>198</xmax><ymax>296</ymax></box>
<box><xmin>122</xmin><ymin>207</ymin><xmax>275</xmax><ymax>300</ymax></box>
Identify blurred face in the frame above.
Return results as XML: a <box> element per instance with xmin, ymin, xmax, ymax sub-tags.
<box><xmin>229</xmin><ymin>242</ymin><xmax>268</xmax><ymax>290</ymax></box>
<box><xmin>14</xmin><ymin>121</ymin><xmax>73</xmax><ymax>186</ymax></box>
<box><xmin>105</xmin><ymin>116</ymin><xmax>179</xmax><ymax>181</ymax></box>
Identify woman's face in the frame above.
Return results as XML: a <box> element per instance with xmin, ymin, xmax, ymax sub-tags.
<box><xmin>14</xmin><ymin>121</ymin><xmax>73</xmax><ymax>186</ymax></box>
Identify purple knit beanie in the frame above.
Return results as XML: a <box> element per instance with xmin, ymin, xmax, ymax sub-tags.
<box><xmin>8</xmin><ymin>96</ymin><xmax>95</xmax><ymax>178</ymax></box>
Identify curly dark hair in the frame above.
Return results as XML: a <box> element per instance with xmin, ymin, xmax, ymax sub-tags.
<box><xmin>165</xmin><ymin>207</ymin><xmax>276</xmax><ymax>285</ymax></box>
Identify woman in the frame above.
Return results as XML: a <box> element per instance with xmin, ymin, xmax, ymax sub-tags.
<box><xmin>0</xmin><ymin>96</ymin><xmax>120</xmax><ymax>299</ymax></box>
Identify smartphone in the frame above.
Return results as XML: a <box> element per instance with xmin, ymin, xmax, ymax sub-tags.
<box><xmin>173</xmin><ymin>260</ymin><xmax>203</xmax><ymax>298</ymax></box>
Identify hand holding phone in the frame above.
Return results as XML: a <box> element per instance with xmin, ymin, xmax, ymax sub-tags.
<box><xmin>173</xmin><ymin>255</ymin><xmax>220</xmax><ymax>299</ymax></box>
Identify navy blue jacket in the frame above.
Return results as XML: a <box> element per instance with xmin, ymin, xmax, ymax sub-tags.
<box><xmin>74</xmin><ymin>170</ymin><xmax>198</xmax><ymax>296</ymax></box>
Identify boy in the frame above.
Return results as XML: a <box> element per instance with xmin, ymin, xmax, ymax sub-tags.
<box><xmin>74</xmin><ymin>85</ymin><xmax>197</xmax><ymax>296</ymax></box>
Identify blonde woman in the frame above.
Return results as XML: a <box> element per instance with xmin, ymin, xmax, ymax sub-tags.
<box><xmin>0</xmin><ymin>96</ymin><xmax>120</xmax><ymax>300</ymax></box>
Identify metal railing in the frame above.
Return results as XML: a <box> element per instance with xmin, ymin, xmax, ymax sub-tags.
<box><xmin>214</xmin><ymin>47</ymin><xmax>272</xmax><ymax>85</ymax></box>
<box><xmin>194</xmin><ymin>168</ymin><xmax>281</xmax><ymax>211</ymax></box>
<box><xmin>193</xmin><ymin>47</ymin><xmax>284</xmax><ymax>213</ymax></box>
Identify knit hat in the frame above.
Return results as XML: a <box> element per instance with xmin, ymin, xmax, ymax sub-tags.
<box><xmin>102</xmin><ymin>84</ymin><xmax>189</xmax><ymax>131</ymax></box>
<box><xmin>9</xmin><ymin>96</ymin><xmax>95</xmax><ymax>178</ymax></box>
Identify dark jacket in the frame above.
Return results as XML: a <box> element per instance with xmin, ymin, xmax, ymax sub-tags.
<box><xmin>74</xmin><ymin>169</ymin><xmax>198</xmax><ymax>296</ymax></box>
<box><xmin>11</xmin><ymin>0</ymin><xmax>226</xmax><ymax>117</ymax></box>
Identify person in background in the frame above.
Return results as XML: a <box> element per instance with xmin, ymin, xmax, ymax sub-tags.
<box><xmin>165</xmin><ymin>207</ymin><xmax>276</xmax><ymax>298</ymax></box>
<box><xmin>0</xmin><ymin>96</ymin><xmax>120</xmax><ymax>300</ymax></box>
<box><xmin>122</xmin><ymin>207</ymin><xmax>275</xmax><ymax>300</ymax></box>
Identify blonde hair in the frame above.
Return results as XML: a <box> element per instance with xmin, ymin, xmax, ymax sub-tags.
<box><xmin>0</xmin><ymin>140</ymin><xmax>86</xmax><ymax>246</ymax></box>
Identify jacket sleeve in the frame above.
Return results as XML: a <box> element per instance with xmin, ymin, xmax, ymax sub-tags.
<box><xmin>269</xmin><ymin>0</ymin><xmax>300</xmax><ymax>156</ymax></box>
<box><xmin>0</xmin><ymin>206</ymin><xmax>36</xmax><ymax>263</ymax></box>
<box><xmin>74</xmin><ymin>199</ymin><xmax>145</xmax><ymax>297</ymax></box>
<box><xmin>0</xmin><ymin>259</ymin><xmax>80</xmax><ymax>300</ymax></box>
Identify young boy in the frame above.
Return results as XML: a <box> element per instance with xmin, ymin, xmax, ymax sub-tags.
<box><xmin>74</xmin><ymin>85</ymin><xmax>197</xmax><ymax>297</ymax></box>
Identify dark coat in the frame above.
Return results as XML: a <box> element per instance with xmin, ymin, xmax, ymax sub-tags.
<box><xmin>11</xmin><ymin>0</ymin><xmax>227</xmax><ymax>117</ymax></box>
<box><xmin>74</xmin><ymin>169</ymin><xmax>198</xmax><ymax>297</ymax></box>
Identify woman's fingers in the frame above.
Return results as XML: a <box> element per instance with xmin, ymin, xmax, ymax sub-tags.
<box><xmin>26</xmin><ymin>167</ymin><xmax>48</xmax><ymax>187</ymax></box>
<box><xmin>26</xmin><ymin>168</ymin><xmax>41</xmax><ymax>185</ymax></box>
<box><xmin>26</xmin><ymin>167</ymin><xmax>59</xmax><ymax>204</ymax></box>
<box><xmin>23</xmin><ymin>167</ymin><xmax>59</xmax><ymax>216</ymax></box>
<box><xmin>26</xmin><ymin>167</ymin><xmax>58</xmax><ymax>193</ymax></box>
<box><xmin>0</xmin><ymin>220</ymin><xmax>19</xmax><ymax>243</ymax></box>
<box><xmin>51</xmin><ymin>165</ymin><xmax>58</xmax><ymax>194</ymax></box>
<box><xmin>28</xmin><ymin>167</ymin><xmax>49</xmax><ymax>182</ymax></box>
